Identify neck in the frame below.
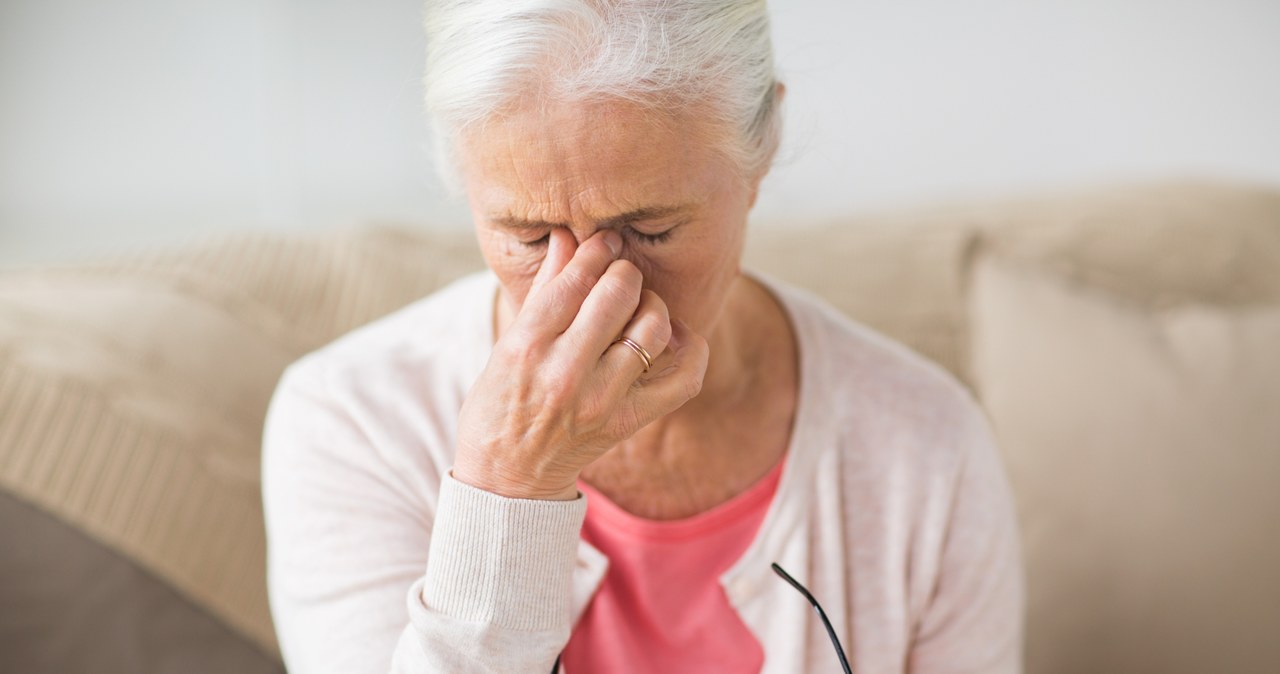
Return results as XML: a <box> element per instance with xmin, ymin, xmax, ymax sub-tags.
<box><xmin>659</xmin><ymin>279</ymin><xmax>758</xmax><ymax>421</ymax></box>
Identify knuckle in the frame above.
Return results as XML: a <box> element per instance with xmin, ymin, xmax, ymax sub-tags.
<box><xmin>558</xmin><ymin>267</ymin><xmax>595</xmax><ymax>298</ymax></box>
<box><xmin>643</xmin><ymin>289</ymin><xmax>670</xmax><ymax>316</ymax></box>
<box><xmin>540</xmin><ymin>375</ymin><xmax>577</xmax><ymax>409</ymax></box>
<box><xmin>576</xmin><ymin>393</ymin><xmax>610</xmax><ymax>426</ymax></box>
<box><xmin>683</xmin><ymin>373</ymin><xmax>705</xmax><ymax>401</ymax></box>
<box><xmin>535</xmin><ymin>359</ymin><xmax>579</xmax><ymax>397</ymax></box>
<box><xmin>632</xmin><ymin>290</ymin><xmax>671</xmax><ymax>345</ymax></box>
<box><xmin>597</xmin><ymin>267</ymin><xmax>641</xmax><ymax>307</ymax></box>
<box><xmin>644</xmin><ymin>310</ymin><xmax>673</xmax><ymax>346</ymax></box>
<box><xmin>615</xmin><ymin>406</ymin><xmax>642</xmax><ymax>436</ymax></box>
<box><xmin>498</xmin><ymin>331</ymin><xmax>541</xmax><ymax>363</ymax></box>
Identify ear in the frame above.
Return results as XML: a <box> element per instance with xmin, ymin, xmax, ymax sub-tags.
<box><xmin>746</xmin><ymin>81</ymin><xmax>786</xmax><ymax>209</ymax></box>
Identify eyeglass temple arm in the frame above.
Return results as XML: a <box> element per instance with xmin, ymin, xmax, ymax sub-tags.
<box><xmin>771</xmin><ymin>563</ymin><xmax>853</xmax><ymax>674</ymax></box>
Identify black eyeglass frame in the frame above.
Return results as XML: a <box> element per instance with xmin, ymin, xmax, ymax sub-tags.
<box><xmin>550</xmin><ymin>563</ymin><xmax>851</xmax><ymax>673</ymax></box>
<box><xmin>770</xmin><ymin>562</ymin><xmax>852</xmax><ymax>673</ymax></box>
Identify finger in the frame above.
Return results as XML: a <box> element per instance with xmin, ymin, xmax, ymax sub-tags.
<box><xmin>517</xmin><ymin>229</ymin><xmax>623</xmax><ymax>336</ymax></box>
<box><xmin>595</xmin><ymin>289</ymin><xmax>671</xmax><ymax>390</ymax></box>
<box><xmin>526</xmin><ymin>227</ymin><xmax>576</xmax><ymax>303</ymax></box>
<box><xmin>618</xmin><ymin>318</ymin><xmax>709</xmax><ymax>427</ymax></box>
<box><xmin>563</xmin><ymin>259</ymin><xmax>645</xmax><ymax>364</ymax></box>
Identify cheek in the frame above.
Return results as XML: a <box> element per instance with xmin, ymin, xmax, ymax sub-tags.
<box><xmin>648</xmin><ymin>224</ymin><xmax>741</xmax><ymax>278</ymax></box>
<box><xmin>476</xmin><ymin>228</ymin><xmax>546</xmax><ymax>306</ymax></box>
<box><xmin>626</xmin><ymin>235</ymin><xmax>741</xmax><ymax>320</ymax></box>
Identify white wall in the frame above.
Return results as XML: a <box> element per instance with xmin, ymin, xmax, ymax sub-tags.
<box><xmin>2</xmin><ymin>0</ymin><xmax>1278</xmax><ymax>268</ymax></box>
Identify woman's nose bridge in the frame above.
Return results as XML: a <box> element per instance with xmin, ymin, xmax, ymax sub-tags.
<box><xmin>561</xmin><ymin>223</ymin><xmax>617</xmax><ymax>246</ymax></box>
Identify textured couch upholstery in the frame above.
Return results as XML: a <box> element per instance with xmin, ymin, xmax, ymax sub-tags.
<box><xmin>2</xmin><ymin>182</ymin><xmax>1277</xmax><ymax>673</ymax></box>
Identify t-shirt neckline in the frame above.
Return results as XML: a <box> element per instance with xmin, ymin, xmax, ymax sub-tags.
<box><xmin>576</xmin><ymin>456</ymin><xmax>786</xmax><ymax>543</ymax></box>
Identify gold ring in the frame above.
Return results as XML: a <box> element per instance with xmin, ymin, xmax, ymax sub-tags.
<box><xmin>614</xmin><ymin>336</ymin><xmax>653</xmax><ymax>372</ymax></box>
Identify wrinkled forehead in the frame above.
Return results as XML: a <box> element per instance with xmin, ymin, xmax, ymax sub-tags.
<box><xmin>455</xmin><ymin>98</ymin><xmax>739</xmax><ymax>219</ymax></box>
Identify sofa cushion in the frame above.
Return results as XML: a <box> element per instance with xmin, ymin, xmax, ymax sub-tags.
<box><xmin>744</xmin><ymin>215</ymin><xmax>974</xmax><ymax>383</ymax></box>
<box><xmin>971</xmin><ymin>181</ymin><xmax>1280</xmax><ymax>307</ymax></box>
<box><xmin>747</xmin><ymin>181</ymin><xmax>1280</xmax><ymax>387</ymax></box>
<box><xmin>969</xmin><ymin>241</ymin><xmax>1280</xmax><ymax>674</ymax></box>
<box><xmin>0</xmin><ymin>226</ymin><xmax>484</xmax><ymax>660</ymax></box>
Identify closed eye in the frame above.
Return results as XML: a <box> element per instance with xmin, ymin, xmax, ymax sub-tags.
<box><xmin>517</xmin><ymin>227</ymin><xmax>675</xmax><ymax>248</ymax></box>
<box><xmin>625</xmin><ymin>226</ymin><xmax>675</xmax><ymax>246</ymax></box>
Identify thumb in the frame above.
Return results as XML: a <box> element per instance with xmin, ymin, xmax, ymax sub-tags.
<box><xmin>527</xmin><ymin>227</ymin><xmax>576</xmax><ymax>302</ymax></box>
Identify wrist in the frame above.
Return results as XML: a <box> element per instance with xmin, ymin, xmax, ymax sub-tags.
<box><xmin>450</xmin><ymin>463</ymin><xmax>579</xmax><ymax>501</ymax></box>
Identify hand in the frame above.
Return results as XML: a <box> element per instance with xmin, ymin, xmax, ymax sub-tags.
<box><xmin>452</xmin><ymin>228</ymin><xmax>710</xmax><ymax>500</ymax></box>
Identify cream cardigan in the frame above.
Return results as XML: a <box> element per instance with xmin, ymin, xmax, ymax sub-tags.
<box><xmin>262</xmin><ymin>271</ymin><xmax>1024</xmax><ymax>673</ymax></box>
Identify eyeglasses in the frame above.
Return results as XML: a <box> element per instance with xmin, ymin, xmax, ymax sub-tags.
<box><xmin>550</xmin><ymin>563</ymin><xmax>851</xmax><ymax>673</ymax></box>
<box><xmin>771</xmin><ymin>562</ymin><xmax>852</xmax><ymax>674</ymax></box>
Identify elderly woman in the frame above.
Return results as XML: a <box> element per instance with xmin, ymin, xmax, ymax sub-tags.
<box><xmin>262</xmin><ymin>1</ymin><xmax>1023</xmax><ymax>672</ymax></box>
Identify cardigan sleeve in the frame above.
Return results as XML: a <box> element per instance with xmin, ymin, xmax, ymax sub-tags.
<box><xmin>262</xmin><ymin>362</ymin><xmax>584</xmax><ymax>674</ymax></box>
<box><xmin>906</xmin><ymin>404</ymin><xmax>1026</xmax><ymax>674</ymax></box>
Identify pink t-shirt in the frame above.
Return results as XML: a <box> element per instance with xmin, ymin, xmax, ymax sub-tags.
<box><xmin>561</xmin><ymin>459</ymin><xmax>785</xmax><ymax>673</ymax></box>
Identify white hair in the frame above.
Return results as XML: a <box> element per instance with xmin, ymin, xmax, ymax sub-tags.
<box><xmin>423</xmin><ymin>0</ymin><xmax>781</xmax><ymax>189</ymax></box>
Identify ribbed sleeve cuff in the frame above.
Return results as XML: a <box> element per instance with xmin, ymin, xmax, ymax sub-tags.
<box><xmin>421</xmin><ymin>473</ymin><xmax>587</xmax><ymax>631</ymax></box>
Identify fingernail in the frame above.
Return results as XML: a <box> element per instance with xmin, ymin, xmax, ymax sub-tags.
<box><xmin>603</xmin><ymin>230</ymin><xmax>623</xmax><ymax>258</ymax></box>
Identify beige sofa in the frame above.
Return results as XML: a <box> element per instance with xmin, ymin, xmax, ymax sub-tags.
<box><xmin>2</xmin><ymin>181</ymin><xmax>1277</xmax><ymax>673</ymax></box>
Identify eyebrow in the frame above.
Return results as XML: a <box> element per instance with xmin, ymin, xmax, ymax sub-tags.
<box><xmin>490</xmin><ymin>205</ymin><xmax>693</xmax><ymax>231</ymax></box>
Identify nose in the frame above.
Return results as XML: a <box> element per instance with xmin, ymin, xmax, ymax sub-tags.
<box><xmin>561</xmin><ymin>224</ymin><xmax>613</xmax><ymax>246</ymax></box>
<box><xmin>550</xmin><ymin>225</ymin><xmax>623</xmax><ymax>252</ymax></box>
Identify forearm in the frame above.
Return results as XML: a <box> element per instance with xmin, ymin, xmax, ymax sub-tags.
<box><xmin>388</xmin><ymin>474</ymin><xmax>585</xmax><ymax>673</ymax></box>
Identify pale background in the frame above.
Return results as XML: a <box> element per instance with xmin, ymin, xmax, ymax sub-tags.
<box><xmin>2</xmin><ymin>0</ymin><xmax>1278</xmax><ymax>269</ymax></box>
